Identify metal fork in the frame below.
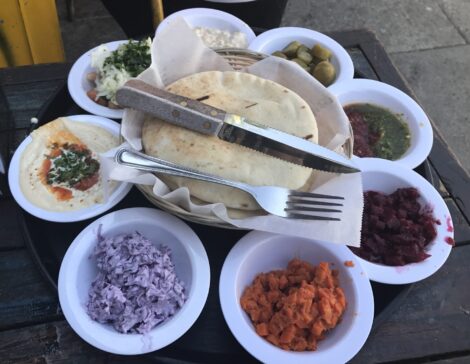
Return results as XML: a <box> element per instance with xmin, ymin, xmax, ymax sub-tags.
<box><xmin>115</xmin><ymin>149</ymin><xmax>344</xmax><ymax>221</ymax></box>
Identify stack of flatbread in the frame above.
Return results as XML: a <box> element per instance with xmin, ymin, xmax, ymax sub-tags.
<box><xmin>113</xmin><ymin>17</ymin><xmax>363</xmax><ymax>246</ymax></box>
<box><xmin>142</xmin><ymin>70</ymin><xmax>318</xmax><ymax>212</ymax></box>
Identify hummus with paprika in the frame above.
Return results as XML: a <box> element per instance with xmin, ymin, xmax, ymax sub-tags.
<box><xmin>19</xmin><ymin>117</ymin><xmax>118</xmax><ymax>211</ymax></box>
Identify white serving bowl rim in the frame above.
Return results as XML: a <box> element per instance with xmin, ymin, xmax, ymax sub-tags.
<box><xmin>155</xmin><ymin>7</ymin><xmax>256</xmax><ymax>46</ymax></box>
<box><xmin>219</xmin><ymin>231</ymin><xmax>374</xmax><ymax>364</ymax></box>
<box><xmin>67</xmin><ymin>40</ymin><xmax>128</xmax><ymax>119</ymax></box>
<box><xmin>329</xmin><ymin>78</ymin><xmax>434</xmax><ymax>169</ymax></box>
<box><xmin>354</xmin><ymin>158</ymin><xmax>453</xmax><ymax>284</ymax></box>
<box><xmin>248</xmin><ymin>26</ymin><xmax>355</xmax><ymax>87</ymax></box>
<box><xmin>8</xmin><ymin>115</ymin><xmax>131</xmax><ymax>222</ymax></box>
<box><xmin>58</xmin><ymin>207</ymin><xmax>211</xmax><ymax>355</ymax></box>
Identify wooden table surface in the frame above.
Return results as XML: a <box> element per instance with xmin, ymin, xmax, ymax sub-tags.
<box><xmin>1</xmin><ymin>29</ymin><xmax>470</xmax><ymax>364</ymax></box>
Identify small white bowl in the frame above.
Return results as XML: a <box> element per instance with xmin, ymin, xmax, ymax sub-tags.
<box><xmin>354</xmin><ymin>158</ymin><xmax>453</xmax><ymax>284</ymax></box>
<box><xmin>8</xmin><ymin>115</ymin><xmax>131</xmax><ymax>222</ymax></box>
<box><xmin>248</xmin><ymin>27</ymin><xmax>354</xmax><ymax>87</ymax></box>
<box><xmin>155</xmin><ymin>8</ymin><xmax>256</xmax><ymax>47</ymax></box>
<box><xmin>68</xmin><ymin>40</ymin><xmax>127</xmax><ymax>119</ymax></box>
<box><xmin>219</xmin><ymin>231</ymin><xmax>374</xmax><ymax>364</ymax></box>
<box><xmin>58</xmin><ymin>207</ymin><xmax>211</xmax><ymax>355</ymax></box>
<box><xmin>329</xmin><ymin>79</ymin><xmax>434</xmax><ymax>169</ymax></box>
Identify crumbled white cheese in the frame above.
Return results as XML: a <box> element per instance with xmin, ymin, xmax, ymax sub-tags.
<box><xmin>194</xmin><ymin>26</ymin><xmax>248</xmax><ymax>48</ymax></box>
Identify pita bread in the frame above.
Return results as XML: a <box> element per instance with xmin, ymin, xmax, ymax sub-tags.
<box><xmin>142</xmin><ymin>71</ymin><xmax>318</xmax><ymax>210</ymax></box>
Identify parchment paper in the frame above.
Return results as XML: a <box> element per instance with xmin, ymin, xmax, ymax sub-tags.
<box><xmin>106</xmin><ymin>18</ymin><xmax>363</xmax><ymax>246</ymax></box>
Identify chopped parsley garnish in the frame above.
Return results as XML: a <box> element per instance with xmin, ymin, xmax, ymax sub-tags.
<box><xmin>103</xmin><ymin>39</ymin><xmax>151</xmax><ymax>77</ymax></box>
<box><xmin>46</xmin><ymin>144</ymin><xmax>100</xmax><ymax>188</ymax></box>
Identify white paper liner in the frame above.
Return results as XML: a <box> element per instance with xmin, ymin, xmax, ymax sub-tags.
<box><xmin>106</xmin><ymin>18</ymin><xmax>363</xmax><ymax>246</ymax></box>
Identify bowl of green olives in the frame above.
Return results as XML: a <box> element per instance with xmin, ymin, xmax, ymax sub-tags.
<box><xmin>248</xmin><ymin>27</ymin><xmax>354</xmax><ymax>87</ymax></box>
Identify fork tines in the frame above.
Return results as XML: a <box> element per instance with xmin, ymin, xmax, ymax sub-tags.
<box><xmin>285</xmin><ymin>191</ymin><xmax>344</xmax><ymax>221</ymax></box>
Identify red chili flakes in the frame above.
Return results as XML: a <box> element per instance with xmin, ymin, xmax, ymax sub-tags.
<box><xmin>344</xmin><ymin>260</ymin><xmax>355</xmax><ymax>267</ymax></box>
<box><xmin>351</xmin><ymin>188</ymin><xmax>438</xmax><ymax>266</ymax></box>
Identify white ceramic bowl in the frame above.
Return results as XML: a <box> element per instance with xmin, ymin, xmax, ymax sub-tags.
<box><xmin>155</xmin><ymin>8</ymin><xmax>256</xmax><ymax>47</ymax></box>
<box><xmin>58</xmin><ymin>207</ymin><xmax>211</xmax><ymax>355</ymax></box>
<box><xmin>329</xmin><ymin>79</ymin><xmax>434</xmax><ymax>169</ymax></box>
<box><xmin>68</xmin><ymin>40</ymin><xmax>128</xmax><ymax>119</ymax></box>
<box><xmin>353</xmin><ymin>158</ymin><xmax>453</xmax><ymax>284</ymax></box>
<box><xmin>219</xmin><ymin>231</ymin><xmax>374</xmax><ymax>364</ymax></box>
<box><xmin>8</xmin><ymin>115</ymin><xmax>131</xmax><ymax>222</ymax></box>
<box><xmin>248</xmin><ymin>27</ymin><xmax>354</xmax><ymax>87</ymax></box>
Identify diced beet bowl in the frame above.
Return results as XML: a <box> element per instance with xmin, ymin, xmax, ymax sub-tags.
<box><xmin>351</xmin><ymin>158</ymin><xmax>453</xmax><ymax>285</ymax></box>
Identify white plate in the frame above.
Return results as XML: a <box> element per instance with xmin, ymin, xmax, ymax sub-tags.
<box><xmin>248</xmin><ymin>27</ymin><xmax>354</xmax><ymax>87</ymax></box>
<box><xmin>58</xmin><ymin>207</ymin><xmax>211</xmax><ymax>355</ymax></box>
<box><xmin>8</xmin><ymin>115</ymin><xmax>131</xmax><ymax>222</ymax></box>
<box><xmin>354</xmin><ymin>158</ymin><xmax>454</xmax><ymax>284</ymax></box>
<box><xmin>219</xmin><ymin>231</ymin><xmax>374</xmax><ymax>364</ymax></box>
<box><xmin>68</xmin><ymin>40</ymin><xmax>127</xmax><ymax>119</ymax></box>
<box><xmin>155</xmin><ymin>8</ymin><xmax>256</xmax><ymax>46</ymax></box>
<box><xmin>329</xmin><ymin>79</ymin><xmax>434</xmax><ymax>169</ymax></box>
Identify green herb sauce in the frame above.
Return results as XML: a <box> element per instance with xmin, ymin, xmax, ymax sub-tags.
<box><xmin>47</xmin><ymin>144</ymin><xmax>100</xmax><ymax>188</ymax></box>
<box><xmin>104</xmin><ymin>39</ymin><xmax>151</xmax><ymax>77</ymax></box>
<box><xmin>347</xmin><ymin>103</ymin><xmax>411</xmax><ymax>160</ymax></box>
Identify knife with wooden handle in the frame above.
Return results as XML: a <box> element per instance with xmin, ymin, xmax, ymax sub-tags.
<box><xmin>116</xmin><ymin>79</ymin><xmax>360</xmax><ymax>174</ymax></box>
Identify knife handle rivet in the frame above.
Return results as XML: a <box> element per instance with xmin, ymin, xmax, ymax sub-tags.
<box><xmin>210</xmin><ymin>110</ymin><xmax>218</xmax><ymax>116</ymax></box>
<box><xmin>180</xmin><ymin>101</ymin><xmax>188</xmax><ymax>107</ymax></box>
<box><xmin>172</xmin><ymin>110</ymin><xmax>180</xmax><ymax>118</ymax></box>
<box><xmin>202</xmin><ymin>121</ymin><xmax>211</xmax><ymax>129</ymax></box>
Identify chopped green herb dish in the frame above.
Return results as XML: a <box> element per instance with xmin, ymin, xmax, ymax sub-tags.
<box><xmin>46</xmin><ymin>143</ymin><xmax>100</xmax><ymax>191</ymax></box>
<box><xmin>344</xmin><ymin>103</ymin><xmax>411</xmax><ymax>160</ymax></box>
<box><xmin>87</xmin><ymin>38</ymin><xmax>152</xmax><ymax>108</ymax></box>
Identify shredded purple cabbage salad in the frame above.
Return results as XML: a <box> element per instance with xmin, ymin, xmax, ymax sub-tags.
<box><xmin>87</xmin><ymin>228</ymin><xmax>186</xmax><ymax>334</ymax></box>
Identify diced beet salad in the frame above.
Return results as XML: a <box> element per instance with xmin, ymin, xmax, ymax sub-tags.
<box><xmin>351</xmin><ymin>188</ymin><xmax>439</xmax><ymax>266</ymax></box>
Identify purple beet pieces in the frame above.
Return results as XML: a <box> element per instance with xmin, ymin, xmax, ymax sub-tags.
<box><xmin>351</xmin><ymin>188</ymin><xmax>439</xmax><ymax>266</ymax></box>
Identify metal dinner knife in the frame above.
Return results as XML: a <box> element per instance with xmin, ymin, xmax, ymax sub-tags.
<box><xmin>115</xmin><ymin>79</ymin><xmax>360</xmax><ymax>174</ymax></box>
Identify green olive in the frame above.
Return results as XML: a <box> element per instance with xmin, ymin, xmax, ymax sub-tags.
<box><xmin>291</xmin><ymin>58</ymin><xmax>309</xmax><ymax>68</ymax></box>
<box><xmin>310</xmin><ymin>55</ymin><xmax>323</xmax><ymax>65</ymax></box>
<box><xmin>312</xmin><ymin>61</ymin><xmax>336</xmax><ymax>86</ymax></box>
<box><xmin>297</xmin><ymin>50</ymin><xmax>313</xmax><ymax>65</ymax></box>
<box><xmin>311</xmin><ymin>44</ymin><xmax>332</xmax><ymax>61</ymax></box>
<box><xmin>282</xmin><ymin>41</ymin><xmax>302</xmax><ymax>58</ymax></box>
<box><xmin>296</xmin><ymin>44</ymin><xmax>310</xmax><ymax>56</ymax></box>
<box><xmin>272</xmin><ymin>51</ymin><xmax>288</xmax><ymax>59</ymax></box>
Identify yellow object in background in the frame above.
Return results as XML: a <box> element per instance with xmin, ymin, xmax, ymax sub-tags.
<box><xmin>150</xmin><ymin>0</ymin><xmax>164</xmax><ymax>29</ymax></box>
<box><xmin>0</xmin><ymin>0</ymin><xmax>65</xmax><ymax>67</ymax></box>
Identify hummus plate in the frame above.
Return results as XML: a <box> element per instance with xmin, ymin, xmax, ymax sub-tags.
<box><xmin>8</xmin><ymin>115</ymin><xmax>132</xmax><ymax>222</ymax></box>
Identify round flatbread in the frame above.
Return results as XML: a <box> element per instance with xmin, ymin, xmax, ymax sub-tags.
<box><xmin>142</xmin><ymin>71</ymin><xmax>318</xmax><ymax>210</ymax></box>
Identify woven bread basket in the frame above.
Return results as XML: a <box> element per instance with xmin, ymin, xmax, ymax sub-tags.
<box><xmin>135</xmin><ymin>48</ymin><xmax>354</xmax><ymax>228</ymax></box>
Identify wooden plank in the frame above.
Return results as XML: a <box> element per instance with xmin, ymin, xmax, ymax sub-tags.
<box><xmin>430</xmin><ymin>356</ymin><xmax>470</xmax><ymax>364</ymax></box>
<box><xmin>0</xmin><ymin>63</ymin><xmax>70</xmax><ymax>85</ymax></box>
<box><xmin>424</xmin><ymin>160</ymin><xmax>450</xmax><ymax>198</ymax></box>
<box><xmin>350</xmin><ymin>244</ymin><xmax>470</xmax><ymax>363</ymax></box>
<box><xmin>0</xmin><ymin>321</ymin><xmax>105</xmax><ymax>364</ymax></box>
<box><xmin>4</xmin><ymin>80</ymin><xmax>64</xmax><ymax>115</ymax></box>
<box><xmin>428</xmin><ymin>129</ymin><xmax>470</xmax><ymax>224</ymax></box>
<box><xmin>446</xmin><ymin>198</ymin><xmax>470</xmax><ymax>246</ymax></box>
<box><xmin>0</xmin><ymin>200</ymin><xmax>25</xmax><ymax>249</ymax></box>
<box><xmin>0</xmin><ymin>250</ymin><xmax>61</xmax><ymax>330</ymax></box>
<box><xmin>0</xmin><ymin>320</ymin><xmax>248</xmax><ymax>364</ymax></box>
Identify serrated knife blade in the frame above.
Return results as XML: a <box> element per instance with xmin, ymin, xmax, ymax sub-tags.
<box><xmin>116</xmin><ymin>79</ymin><xmax>360</xmax><ymax>174</ymax></box>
